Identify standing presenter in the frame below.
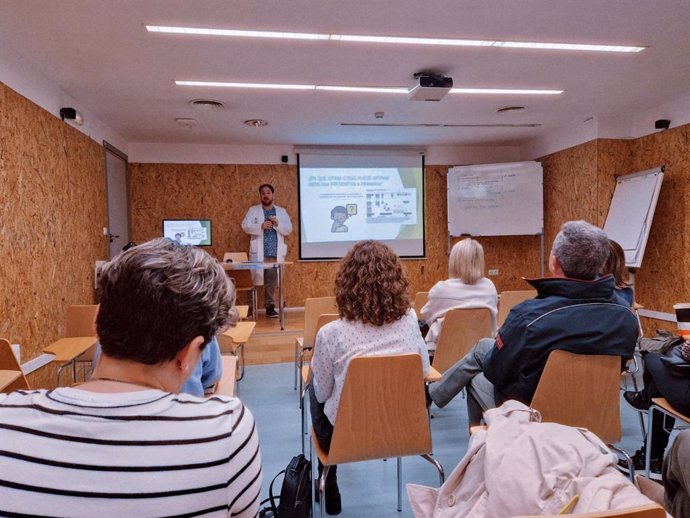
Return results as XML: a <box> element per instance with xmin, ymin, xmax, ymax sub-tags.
<box><xmin>241</xmin><ymin>183</ymin><xmax>293</xmax><ymax>318</ymax></box>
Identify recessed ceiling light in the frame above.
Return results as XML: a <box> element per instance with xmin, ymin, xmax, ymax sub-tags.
<box><xmin>147</xmin><ymin>25</ymin><xmax>645</xmax><ymax>53</ymax></box>
<box><xmin>244</xmin><ymin>119</ymin><xmax>268</xmax><ymax>127</ymax></box>
<box><xmin>188</xmin><ymin>99</ymin><xmax>226</xmax><ymax>110</ymax></box>
<box><xmin>176</xmin><ymin>80</ymin><xmax>563</xmax><ymax>96</ymax></box>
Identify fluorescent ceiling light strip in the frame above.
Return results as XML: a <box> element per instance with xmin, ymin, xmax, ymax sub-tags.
<box><xmin>177</xmin><ymin>81</ymin><xmax>563</xmax><ymax>95</ymax></box>
<box><xmin>175</xmin><ymin>80</ymin><xmax>316</xmax><ymax>90</ymax></box>
<box><xmin>451</xmin><ymin>88</ymin><xmax>563</xmax><ymax>95</ymax></box>
<box><xmin>147</xmin><ymin>25</ymin><xmax>645</xmax><ymax>53</ymax></box>
<box><xmin>146</xmin><ymin>25</ymin><xmax>329</xmax><ymax>40</ymax></box>
<box><xmin>317</xmin><ymin>85</ymin><xmax>408</xmax><ymax>93</ymax></box>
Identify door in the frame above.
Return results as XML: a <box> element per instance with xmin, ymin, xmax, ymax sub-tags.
<box><xmin>104</xmin><ymin>142</ymin><xmax>131</xmax><ymax>258</ymax></box>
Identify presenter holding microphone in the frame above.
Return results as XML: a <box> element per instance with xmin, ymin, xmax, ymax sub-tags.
<box><xmin>241</xmin><ymin>183</ymin><xmax>293</xmax><ymax>318</ymax></box>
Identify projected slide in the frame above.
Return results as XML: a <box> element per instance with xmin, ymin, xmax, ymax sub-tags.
<box><xmin>299</xmin><ymin>163</ymin><xmax>425</xmax><ymax>259</ymax></box>
<box><xmin>162</xmin><ymin>219</ymin><xmax>212</xmax><ymax>246</ymax></box>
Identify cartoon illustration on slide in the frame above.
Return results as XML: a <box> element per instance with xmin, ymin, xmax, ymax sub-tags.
<box><xmin>330</xmin><ymin>205</ymin><xmax>349</xmax><ymax>233</ymax></box>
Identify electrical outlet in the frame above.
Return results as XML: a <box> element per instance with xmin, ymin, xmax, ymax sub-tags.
<box><xmin>488</xmin><ymin>268</ymin><xmax>499</xmax><ymax>276</ymax></box>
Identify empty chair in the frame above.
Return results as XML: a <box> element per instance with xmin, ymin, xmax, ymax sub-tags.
<box><xmin>223</xmin><ymin>252</ymin><xmax>257</xmax><ymax>320</ymax></box>
<box><xmin>0</xmin><ymin>338</ymin><xmax>29</xmax><ymax>391</ymax></box>
<box><xmin>294</xmin><ymin>296</ymin><xmax>337</xmax><ymax>392</ymax></box>
<box><xmin>431</xmin><ymin>307</ymin><xmax>493</xmax><ymax>375</ymax></box>
<box><xmin>497</xmin><ymin>289</ymin><xmax>536</xmax><ymax>328</ymax></box>
<box><xmin>311</xmin><ymin>354</ymin><xmax>444</xmax><ymax>516</ymax></box>
<box><xmin>66</xmin><ymin>304</ymin><xmax>99</xmax><ymax>379</ymax></box>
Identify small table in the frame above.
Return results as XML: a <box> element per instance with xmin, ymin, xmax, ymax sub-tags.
<box><xmin>0</xmin><ymin>370</ymin><xmax>22</xmax><ymax>392</ymax></box>
<box><xmin>221</xmin><ymin>321</ymin><xmax>257</xmax><ymax>381</ymax></box>
<box><xmin>222</xmin><ymin>261</ymin><xmax>292</xmax><ymax>330</ymax></box>
<box><xmin>43</xmin><ymin>336</ymin><xmax>98</xmax><ymax>385</ymax></box>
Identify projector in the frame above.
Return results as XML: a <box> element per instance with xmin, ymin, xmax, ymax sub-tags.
<box><xmin>408</xmin><ymin>74</ymin><xmax>453</xmax><ymax>101</ymax></box>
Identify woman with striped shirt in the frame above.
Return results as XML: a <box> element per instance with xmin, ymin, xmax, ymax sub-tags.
<box><xmin>0</xmin><ymin>238</ymin><xmax>262</xmax><ymax>517</ymax></box>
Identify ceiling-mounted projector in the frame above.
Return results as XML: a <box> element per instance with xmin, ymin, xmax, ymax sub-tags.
<box><xmin>408</xmin><ymin>74</ymin><xmax>453</xmax><ymax>101</ymax></box>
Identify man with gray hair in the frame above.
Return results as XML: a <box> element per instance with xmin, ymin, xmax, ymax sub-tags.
<box><xmin>428</xmin><ymin>220</ymin><xmax>639</xmax><ymax>424</ymax></box>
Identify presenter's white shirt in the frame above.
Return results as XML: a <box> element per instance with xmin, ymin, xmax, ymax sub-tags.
<box><xmin>240</xmin><ymin>204</ymin><xmax>292</xmax><ymax>284</ymax></box>
<box><xmin>421</xmin><ymin>277</ymin><xmax>498</xmax><ymax>349</ymax></box>
<box><xmin>311</xmin><ymin>310</ymin><xmax>430</xmax><ymax>424</ymax></box>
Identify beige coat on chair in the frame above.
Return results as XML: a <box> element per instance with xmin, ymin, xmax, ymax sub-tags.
<box><xmin>407</xmin><ymin>401</ymin><xmax>654</xmax><ymax>518</ymax></box>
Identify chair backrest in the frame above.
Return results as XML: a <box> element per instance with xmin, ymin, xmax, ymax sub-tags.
<box><xmin>530</xmin><ymin>350</ymin><xmax>622</xmax><ymax>443</ymax></box>
<box><xmin>303</xmin><ymin>297</ymin><xmax>338</xmax><ymax>348</ymax></box>
<box><xmin>223</xmin><ymin>252</ymin><xmax>249</xmax><ymax>263</ymax></box>
<box><xmin>432</xmin><ymin>308</ymin><xmax>493</xmax><ymax>374</ymax></box>
<box><xmin>497</xmin><ymin>290</ymin><xmax>537</xmax><ymax>328</ymax></box>
<box><xmin>512</xmin><ymin>503</ymin><xmax>666</xmax><ymax>518</ymax></box>
<box><xmin>66</xmin><ymin>305</ymin><xmax>99</xmax><ymax>362</ymax></box>
<box><xmin>413</xmin><ymin>291</ymin><xmax>429</xmax><ymax>317</ymax></box>
<box><xmin>226</xmin><ymin>269</ymin><xmax>255</xmax><ymax>290</ymax></box>
<box><xmin>327</xmin><ymin>354</ymin><xmax>431</xmax><ymax>464</ymax></box>
<box><xmin>66</xmin><ymin>305</ymin><xmax>99</xmax><ymax>337</ymax></box>
<box><xmin>0</xmin><ymin>338</ymin><xmax>29</xmax><ymax>391</ymax></box>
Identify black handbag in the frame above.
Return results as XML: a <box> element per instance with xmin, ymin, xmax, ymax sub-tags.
<box><xmin>260</xmin><ymin>454</ymin><xmax>312</xmax><ymax>518</ymax></box>
<box><xmin>660</xmin><ymin>344</ymin><xmax>690</xmax><ymax>377</ymax></box>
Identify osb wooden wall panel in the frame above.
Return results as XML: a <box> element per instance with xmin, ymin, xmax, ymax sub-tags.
<box><xmin>602</xmin><ymin>126</ymin><xmax>690</xmax><ymax>335</ymax></box>
<box><xmin>130</xmin><ymin>163</ymin><xmax>452</xmax><ymax>306</ymax></box>
<box><xmin>0</xmin><ymin>83</ymin><xmax>107</xmax><ymax>388</ymax></box>
<box><xmin>540</xmin><ymin>140</ymin><xmax>599</xmax><ymax>248</ymax></box>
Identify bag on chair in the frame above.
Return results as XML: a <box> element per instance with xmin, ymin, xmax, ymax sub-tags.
<box><xmin>260</xmin><ymin>454</ymin><xmax>312</xmax><ymax>518</ymax></box>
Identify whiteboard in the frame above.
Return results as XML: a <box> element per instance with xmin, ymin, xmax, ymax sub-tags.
<box><xmin>447</xmin><ymin>161</ymin><xmax>543</xmax><ymax>236</ymax></box>
<box><xmin>603</xmin><ymin>167</ymin><xmax>664</xmax><ymax>268</ymax></box>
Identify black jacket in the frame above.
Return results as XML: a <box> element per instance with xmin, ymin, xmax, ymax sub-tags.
<box><xmin>484</xmin><ymin>274</ymin><xmax>639</xmax><ymax>405</ymax></box>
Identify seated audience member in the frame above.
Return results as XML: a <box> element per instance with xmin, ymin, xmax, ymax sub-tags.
<box><xmin>420</xmin><ymin>238</ymin><xmax>498</xmax><ymax>350</ymax></box>
<box><xmin>664</xmin><ymin>428</ymin><xmax>690</xmax><ymax>516</ymax></box>
<box><xmin>622</xmin><ymin>341</ymin><xmax>690</xmax><ymax>477</ymax></box>
<box><xmin>602</xmin><ymin>238</ymin><xmax>634</xmax><ymax>306</ymax></box>
<box><xmin>92</xmin><ymin>335</ymin><xmax>224</xmax><ymax>397</ymax></box>
<box><xmin>0</xmin><ymin>238</ymin><xmax>261</xmax><ymax>517</ymax></box>
<box><xmin>309</xmin><ymin>240</ymin><xmax>430</xmax><ymax>515</ymax></box>
<box><xmin>427</xmin><ymin>220</ymin><xmax>639</xmax><ymax>425</ymax></box>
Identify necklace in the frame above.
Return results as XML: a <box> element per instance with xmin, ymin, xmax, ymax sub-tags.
<box><xmin>80</xmin><ymin>376</ymin><xmax>164</xmax><ymax>391</ymax></box>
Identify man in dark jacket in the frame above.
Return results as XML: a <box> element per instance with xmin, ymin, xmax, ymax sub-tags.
<box><xmin>428</xmin><ymin>220</ymin><xmax>639</xmax><ymax>424</ymax></box>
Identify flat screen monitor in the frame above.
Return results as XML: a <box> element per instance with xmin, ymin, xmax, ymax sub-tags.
<box><xmin>162</xmin><ymin>219</ymin><xmax>212</xmax><ymax>246</ymax></box>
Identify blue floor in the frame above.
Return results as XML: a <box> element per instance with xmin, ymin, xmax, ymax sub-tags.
<box><xmin>239</xmin><ymin>362</ymin><xmax>648</xmax><ymax>518</ymax></box>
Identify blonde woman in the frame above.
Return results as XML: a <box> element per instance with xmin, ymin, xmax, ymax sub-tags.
<box><xmin>421</xmin><ymin>238</ymin><xmax>498</xmax><ymax>350</ymax></box>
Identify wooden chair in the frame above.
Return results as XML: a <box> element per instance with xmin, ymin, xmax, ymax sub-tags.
<box><xmin>294</xmin><ymin>296</ymin><xmax>337</xmax><ymax>392</ymax></box>
<box><xmin>644</xmin><ymin>398</ymin><xmax>690</xmax><ymax>477</ymax></box>
<box><xmin>0</xmin><ymin>338</ymin><xmax>29</xmax><ymax>391</ymax></box>
<box><xmin>431</xmin><ymin>308</ymin><xmax>492</xmax><ymax>375</ymax></box>
<box><xmin>63</xmin><ymin>304</ymin><xmax>99</xmax><ymax>382</ymax></box>
<box><xmin>211</xmin><ymin>355</ymin><xmax>239</xmax><ymax>397</ymax></box>
<box><xmin>497</xmin><ymin>289</ymin><xmax>536</xmax><ymax>328</ymax></box>
<box><xmin>300</xmin><ymin>313</ymin><xmax>340</xmax><ymax>453</ymax></box>
<box><xmin>413</xmin><ymin>291</ymin><xmax>429</xmax><ymax>317</ymax></box>
<box><xmin>512</xmin><ymin>503</ymin><xmax>666</xmax><ymax>517</ymax></box>
<box><xmin>311</xmin><ymin>354</ymin><xmax>444</xmax><ymax>516</ymax></box>
<box><xmin>223</xmin><ymin>252</ymin><xmax>257</xmax><ymax>321</ymax></box>
<box><xmin>529</xmin><ymin>350</ymin><xmax>634</xmax><ymax>480</ymax></box>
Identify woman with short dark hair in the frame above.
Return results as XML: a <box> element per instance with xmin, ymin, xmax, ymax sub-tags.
<box><xmin>309</xmin><ymin>240</ymin><xmax>430</xmax><ymax>515</ymax></box>
<box><xmin>0</xmin><ymin>238</ymin><xmax>262</xmax><ymax>517</ymax></box>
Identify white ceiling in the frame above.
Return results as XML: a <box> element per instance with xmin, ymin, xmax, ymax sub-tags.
<box><xmin>2</xmin><ymin>0</ymin><xmax>690</xmax><ymax>149</ymax></box>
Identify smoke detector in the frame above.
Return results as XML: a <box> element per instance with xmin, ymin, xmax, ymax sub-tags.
<box><xmin>175</xmin><ymin>118</ymin><xmax>197</xmax><ymax>128</ymax></box>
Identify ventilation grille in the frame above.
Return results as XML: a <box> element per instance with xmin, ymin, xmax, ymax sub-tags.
<box><xmin>189</xmin><ymin>99</ymin><xmax>226</xmax><ymax>110</ymax></box>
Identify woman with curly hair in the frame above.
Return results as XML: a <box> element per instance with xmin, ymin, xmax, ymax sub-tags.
<box><xmin>309</xmin><ymin>240</ymin><xmax>430</xmax><ymax>515</ymax></box>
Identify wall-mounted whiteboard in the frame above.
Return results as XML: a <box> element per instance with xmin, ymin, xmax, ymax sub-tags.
<box><xmin>603</xmin><ymin>167</ymin><xmax>664</xmax><ymax>268</ymax></box>
<box><xmin>447</xmin><ymin>161</ymin><xmax>543</xmax><ymax>236</ymax></box>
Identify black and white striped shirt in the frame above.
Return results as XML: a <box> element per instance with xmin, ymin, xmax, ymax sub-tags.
<box><xmin>0</xmin><ymin>388</ymin><xmax>262</xmax><ymax>517</ymax></box>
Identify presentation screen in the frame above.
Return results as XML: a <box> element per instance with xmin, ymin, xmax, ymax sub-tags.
<box><xmin>162</xmin><ymin>219</ymin><xmax>212</xmax><ymax>246</ymax></box>
<box><xmin>298</xmin><ymin>152</ymin><xmax>425</xmax><ymax>260</ymax></box>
